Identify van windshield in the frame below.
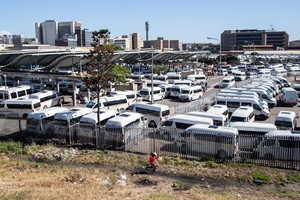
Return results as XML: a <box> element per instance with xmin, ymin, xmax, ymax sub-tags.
<box><xmin>162</xmin><ymin>110</ymin><xmax>170</xmax><ymax>117</ymax></box>
<box><xmin>230</xmin><ymin>116</ymin><xmax>247</xmax><ymax>122</ymax></box>
<box><xmin>140</xmin><ymin>90</ymin><xmax>149</xmax><ymax>95</ymax></box>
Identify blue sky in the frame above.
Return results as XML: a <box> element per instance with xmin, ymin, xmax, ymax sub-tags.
<box><xmin>1</xmin><ymin>0</ymin><xmax>299</xmax><ymax>43</ymax></box>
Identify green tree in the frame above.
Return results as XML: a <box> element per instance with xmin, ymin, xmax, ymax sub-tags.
<box><xmin>84</xmin><ymin>29</ymin><xmax>115</xmax><ymax>125</ymax></box>
<box><xmin>153</xmin><ymin>65</ymin><xmax>168</xmax><ymax>74</ymax></box>
<box><xmin>112</xmin><ymin>65</ymin><xmax>130</xmax><ymax>84</ymax></box>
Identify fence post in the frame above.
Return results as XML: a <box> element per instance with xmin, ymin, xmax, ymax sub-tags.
<box><xmin>19</xmin><ymin>118</ymin><xmax>22</xmax><ymax>131</ymax></box>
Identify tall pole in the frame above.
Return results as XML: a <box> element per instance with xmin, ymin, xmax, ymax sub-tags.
<box><xmin>151</xmin><ymin>46</ymin><xmax>154</xmax><ymax>103</ymax></box>
<box><xmin>245</xmin><ymin>41</ymin><xmax>255</xmax><ymax>66</ymax></box>
<box><xmin>207</xmin><ymin>37</ymin><xmax>221</xmax><ymax>91</ymax></box>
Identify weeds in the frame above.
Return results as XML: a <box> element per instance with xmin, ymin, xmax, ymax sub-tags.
<box><xmin>0</xmin><ymin>190</ymin><xmax>33</xmax><ymax>200</ymax></box>
<box><xmin>149</xmin><ymin>194</ymin><xmax>174</xmax><ymax>200</ymax></box>
<box><xmin>205</xmin><ymin>161</ymin><xmax>218</xmax><ymax>168</ymax></box>
<box><xmin>252</xmin><ymin>172</ymin><xmax>270</xmax><ymax>183</ymax></box>
<box><xmin>172</xmin><ymin>181</ymin><xmax>193</xmax><ymax>191</ymax></box>
<box><xmin>0</xmin><ymin>141</ymin><xmax>24</xmax><ymax>154</ymax></box>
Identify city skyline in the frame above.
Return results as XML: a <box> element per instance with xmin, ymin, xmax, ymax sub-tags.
<box><xmin>1</xmin><ymin>0</ymin><xmax>300</xmax><ymax>43</ymax></box>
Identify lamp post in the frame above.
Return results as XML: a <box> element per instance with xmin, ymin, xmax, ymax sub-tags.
<box><xmin>3</xmin><ymin>74</ymin><xmax>7</xmax><ymax>89</ymax></box>
<box><xmin>207</xmin><ymin>37</ymin><xmax>222</xmax><ymax>91</ymax></box>
<box><xmin>245</xmin><ymin>41</ymin><xmax>255</xmax><ymax>66</ymax></box>
<box><xmin>151</xmin><ymin>46</ymin><xmax>154</xmax><ymax>103</ymax></box>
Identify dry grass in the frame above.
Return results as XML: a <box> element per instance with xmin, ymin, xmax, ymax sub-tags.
<box><xmin>0</xmin><ymin>144</ymin><xmax>300</xmax><ymax>199</ymax></box>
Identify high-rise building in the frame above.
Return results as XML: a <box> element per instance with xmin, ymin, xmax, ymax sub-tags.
<box><xmin>35</xmin><ymin>20</ymin><xmax>82</xmax><ymax>46</ymax></box>
<box><xmin>143</xmin><ymin>37</ymin><xmax>183</xmax><ymax>51</ymax></box>
<box><xmin>82</xmin><ymin>29</ymin><xmax>94</xmax><ymax>47</ymax></box>
<box><xmin>221</xmin><ymin>29</ymin><xmax>289</xmax><ymax>51</ymax></box>
<box><xmin>132</xmin><ymin>33</ymin><xmax>143</xmax><ymax>50</ymax></box>
<box><xmin>114</xmin><ymin>36</ymin><xmax>132</xmax><ymax>50</ymax></box>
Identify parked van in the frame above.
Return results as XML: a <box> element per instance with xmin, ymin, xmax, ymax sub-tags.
<box><xmin>187</xmin><ymin>74</ymin><xmax>206</xmax><ymax>85</ymax></box>
<box><xmin>29</xmin><ymin>90</ymin><xmax>64</xmax><ymax>109</ymax></box>
<box><xmin>0</xmin><ymin>98</ymin><xmax>41</xmax><ymax>119</ymax></box>
<box><xmin>216</xmin><ymin>96</ymin><xmax>270</xmax><ymax>119</ymax></box>
<box><xmin>104</xmin><ymin>112</ymin><xmax>148</xmax><ymax>147</ymax></box>
<box><xmin>0</xmin><ymin>85</ymin><xmax>33</xmax><ymax>103</ymax></box>
<box><xmin>146</xmin><ymin>80</ymin><xmax>167</xmax><ymax>87</ymax></box>
<box><xmin>234</xmin><ymin>71</ymin><xmax>246</xmax><ymax>81</ymax></box>
<box><xmin>275</xmin><ymin>111</ymin><xmax>297</xmax><ymax>130</ymax></box>
<box><xmin>207</xmin><ymin>104</ymin><xmax>229</xmax><ymax>119</ymax></box>
<box><xmin>217</xmin><ymin>92</ymin><xmax>268</xmax><ymax>108</ymax></box>
<box><xmin>186</xmin><ymin>111</ymin><xmax>228</xmax><ymax>126</ymax></box>
<box><xmin>78</xmin><ymin>109</ymin><xmax>118</xmax><ymax>144</ymax></box>
<box><xmin>220</xmin><ymin>76</ymin><xmax>235</xmax><ymax>88</ymax></box>
<box><xmin>179</xmin><ymin>86</ymin><xmax>203</xmax><ymax>101</ymax></box>
<box><xmin>158</xmin><ymin>84</ymin><xmax>173</xmax><ymax>98</ymax></box>
<box><xmin>293</xmin><ymin>84</ymin><xmax>300</xmax><ymax>97</ymax></box>
<box><xmin>254</xmin><ymin>131</ymin><xmax>300</xmax><ymax>161</ymax></box>
<box><xmin>230</xmin><ymin>106</ymin><xmax>255</xmax><ymax>123</ymax></box>
<box><xmin>167</xmin><ymin>74</ymin><xmax>181</xmax><ymax>84</ymax></box>
<box><xmin>231</xmin><ymin>122</ymin><xmax>277</xmax><ymax>152</ymax></box>
<box><xmin>27</xmin><ymin>107</ymin><xmax>69</xmax><ymax>135</ymax></box>
<box><xmin>173</xmin><ymin>80</ymin><xmax>193</xmax><ymax>87</ymax></box>
<box><xmin>159</xmin><ymin>114</ymin><xmax>213</xmax><ymax>140</ymax></box>
<box><xmin>139</xmin><ymin>87</ymin><xmax>164</xmax><ymax>101</ymax></box>
<box><xmin>176</xmin><ymin>124</ymin><xmax>238</xmax><ymax>159</ymax></box>
<box><xmin>110</xmin><ymin>90</ymin><xmax>142</xmax><ymax>105</ymax></box>
<box><xmin>280</xmin><ymin>88</ymin><xmax>298</xmax><ymax>106</ymax></box>
<box><xmin>155</xmin><ymin>75</ymin><xmax>168</xmax><ymax>82</ymax></box>
<box><xmin>218</xmin><ymin>69</ymin><xmax>228</xmax><ymax>76</ymax></box>
<box><xmin>170</xmin><ymin>85</ymin><xmax>188</xmax><ymax>99</ymax></box>
<box><xmin>126</xmin><ymin>102</ymin><xmax>170</xmax><ymax>128</ymax></box>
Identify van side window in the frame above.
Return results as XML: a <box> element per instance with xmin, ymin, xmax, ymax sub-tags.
<box><xmin>279</xmin><ymin>140</ymin><xmax>300</xmax><ymax>148</ymax></box>
<box><xmin>175</xmin><ymin>122</ymin><xmax>192</xmax><ymax>129</ymax></box>
<box><xmin>161</xmin><ymin>120</ymin><xmax>173</xmax><ymax>127</ymax></box>
<box><xmin>217</xmin><ymin>101</ymin><xmax>226</xmax><ymax>105</ymax></box>
<box><xmin>241</xmin><ymin>102</ymin><xmax>252</xmax><ymax>107</ymax></box>
<box><xmin>227</xmin><ymin>102</ymin><xmax>240</xmax><ymax>108</ymax></box>
<box><xmin>253</xmin><ymin>104</ymin><xmax>261</xmax><ymax>111</ymax></box>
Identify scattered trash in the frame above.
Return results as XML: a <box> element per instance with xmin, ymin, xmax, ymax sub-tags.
<box><xmin>237</xmin><ymin>193</ymin><xmax>241</xmax><ymax>198</ymax></box>
<box><xmin>101</xmin><ymin>177</ymin><xmax>111</xmax><ymax>185</ymax></box>
<box><xmin>117</xmin><ymin>174</ymin><xmax>126</xmax><ymax>186</ymax></box>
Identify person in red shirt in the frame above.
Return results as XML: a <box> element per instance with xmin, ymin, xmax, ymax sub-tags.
<box><xmin>146</xmin><ymin>152</ymin><xmax>159</xmax><ymax>174</ymax></box>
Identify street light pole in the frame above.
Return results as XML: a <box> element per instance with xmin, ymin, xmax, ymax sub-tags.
<box><xmin>245</xmin><ymin>41</ymin><xmax>255</xmax><ymax>66</ymax></box>
<box><xmin>207</xmin><ymin>37</ymin><xmax>221</xmax><ymax>91</ymax></box>
<box><xmin>151</xmin><ymin>46</ymin><xmax>154</xmax><ymax>103</ymax></box>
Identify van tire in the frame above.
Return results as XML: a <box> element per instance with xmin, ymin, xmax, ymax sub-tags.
<box><xmin>217</xmin><ymin>150</ymin><xmax>228</xmax><ymax>160</ymax></box>
<box><xmin>149</xmin><ymin>121</ymin><xmax>157</xmax><ymax>128</ymax></box>
<box><xmin>263</xmin><ymin>153</ymin><xmax>274</xmax><ymax>160</ymax></box>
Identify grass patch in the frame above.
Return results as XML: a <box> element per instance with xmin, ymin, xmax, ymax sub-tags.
<box><xmin>205</xmin><ymin>161</ymin><xmax>218</xmax><ymax>168</ymax></box>
<box><xmin>287</xmin><ymin>171</ymin><xmax>300</xmax><ymax>183</ymax></box>
<box><xmin>252</xmin><ymin>172</ymin><xmax>270</xmax><ymax>183</ymax></box>
<box><xmin>172</xmin><ymin>181</ymin><xmax>193</xmax><ymax>191</ymax></box>
<box><xmin>149</xmin><ymin>194</ymin><xmax>174</xmax><ymax>200</ymax></box>
<box><xmin>0</xmin><ymin>190</ymin><xmax>33</xmax><ymax>200</ymax></box>
<box><xmin>0</xmin><ymin>141</ymin><xmax>24</xmax><ymax>154</ymax></box>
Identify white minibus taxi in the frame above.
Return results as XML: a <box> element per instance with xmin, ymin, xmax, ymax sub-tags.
<box><xmin>158</xmin><ymin>84</ymin><xmax>173</xmax><ymax>99</ymax></box>
<box><xmin>174</xmin><ymin>80</ymin><xmax>193</xmax><ymax>86</ymax></box>
<box><xmin>0</xmin><ymin>85</ymin><xmax>33</xmax><ymax>103</ymax></box>
<box><xmin>159</xmin><ymin>114</ymin><xmax>213</xmax><ymax>140</ymax></box>
<box><xmin>54</xmin><ymin>107</ymin><xmax>92</xmax><ymax>142</ymax></box>
<box><xmin>78</xmin><ymin>109</ymin><xmax>118</xmax><ymax>144</ymax></box>
<box><xmin>170</xmin><ymin>85</ymin><xmax>188</xmax><ymax>99</ymax></box>
<box><xmin>187</xmin><ymin>74</ymin><xmax>206</xmax><ymax>85</ymax></box>
<box><xmin>255</xmin><ymin>131</ymin><xmax>300</xmax><ymax>161</ymax></box>
<box><xmin>26</xmin><ymin>107</ymin><xmax>69</xmax><ymax>135</ymax></box>
<box><xmin>186</xmin><ymin>111</ymin><xmax>228</xmax><ymax>126</ymax></box>
<box><xmin>110</xmin><ymin>90</ymin><xmax>142</xmax><ymax>105</ymax></box>
<box><xmin>207</xmin><ymin>104</ymin><xmax>229</xmax><ymax>119</ymax></box>
<box><xmin>275</xmin><ymin>111</ymin><xmax>297</xmax><ymax>131</ymax></box>
<box><xmin>139</xmin><ymin>87</ymin><xmax>164</xmax><ymax>101</ymax></box>
<box><xmin>230</xmin><ymin>106</ymin><xmax>255</xmax><ymax>123</ymax></box>
<box><xmin>29</xmin><ymin>90</ymin><xmax>64</xmax><ymax>109</ymax></box>
<box><xmin>0</xmin><ymin>98</ymin><xmax>41</xmax><ymax>119</ymax></box>
<box><xmin>126</xmin><ymin>101</ymin><xmax>170</xmax><ymax>128</ymax></box>
<box><xmin>167</xmin><ymin>74</ymin><xmax>181</xmax><ymax>84</ymax></box>
<box><xmin>179</xmin><ymin>86</ymin><xmax>203</xmax><ymax>101</ymax></box>
<box><xmin>231</xmin><ymin>122</ymin><xmax>277</xmax><ymax>152</ymax></box>
<box><xmin>176</xmin><ymin>124</ymin><xmax>238</xmax><ymax>159</ymax></box>
<box><xmin>104</xmin><ymin>112</ymin><xmax>147</xmax><ymax>147</ymax></box>
<box><xmin>220</xmin><ymin>76</ymin><xmax>235</xmax><ymax>88</ymax></box>
<box><xmin>86</xmin><ymin>95</ymin><xmax>128</xmax><ymax>112</ymax></box>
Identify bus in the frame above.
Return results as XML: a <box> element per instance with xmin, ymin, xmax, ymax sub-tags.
<box><xmin>86</xmin><ymin>94</ymin><xmax>129</xmax><ymax>112</ymax></box>
<box><xmin>186</xmin><ymin>111</ymin><xmax>228</xmax><ymax>126</ymax></box>
<box><xmin>104</xmin><ymin>112</ymin><xmax>148</xmax><ymax>147</ymax></box>
<box><xmin>29</xmin><ymin>90</ymin><xmax>64</xmax><ymax>109</ymax></box>
<box><xmin>126</xmin><ymin>101</ymin><xmax>170</xmax><ymax>128</ymax></box>
<box><xmin>0</xmin><ymin>98</ymin><xmax>41</xmax><ymax>118</ymax></box>
<box><xmin>0</xmin><ymin>85</ymin><xmax>33</xmax><ymax>103</ymax></box>
<box><xmin>139</xmin><ymin>87</ymin><xmax>165</xmax><ymax>101</ymax></box>
<box><xmin>54</xmin><ymin>107</ymin><xmax>92</xmax><ymax>143</ymax></box>
<box><xmin>78</xmin><ymin>109</ymin><xmax>118</xmax><ymax>144</ymax></box>
<box><xmin>159</xmin><ymin>114</ymin><xmax>213</xmax><ymax>140</ymax></box>
<box><xmin>179</xmin><ymin>86</ymin><xmax>203</xmax><ymax>101</ymax></box>
<box><xmin>175</xmin><ymin>124</ymin><xmax>238</xmax><ymax>159</ymax></box>
<box><xmin>230</xmin><ymin>122</ymin><xmax>277</xmax><ymax>152</ymax></box>
<box><xmin>26</xmin><ymin>107</ymin><xmax>69</xmax><ymax>135</ymax></box>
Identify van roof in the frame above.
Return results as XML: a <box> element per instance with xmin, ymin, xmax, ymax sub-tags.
<box><xmin>186</xmin><ymin>111</ymin><xmax>226</xmax><ymax>120</ymax></box>
<box><xmin>186</xmin><ymin>124</ymin><xmax>238</xmax><ymax>135</ymax></box>
<box><xmin>80</xmin><ymin>109</ymin><xmax>118</xmax><ymax>124</ymax></box>
<box><xmin>230</xmin><ymin>122</ymin><xmax>277</xmax><ymax>132</ymax></box>
<box><xmin>276</xmin><ymin>111</ymin><xmax>296</xmax><ymax>119</ymax></box>
<box><xmin>54</xmin><ymin>107</ymin><xmax>92</xmax><ymax>120</ymax></box>
<box><xmin>265</xmin><ymin>130</ymin><xmax>300</xmax><ymax>137</ymax></box>
<box><xmin>27</xmin><ymin>107</ymin><xmax>69</xmax><ymax>119</ymax></box>
<box><xmin>105</xmin><ymin>112</ymin><xmax>143</xmax><ymax>127</ymax></box>
<box><xmin>132</xmin><ymin>101</ymin><xmax>170</xmax><ymax>110</ymax></box>
<box><xmin>167</xmin><ymin>114</ymin><xmax>213</xmax><ymax>125</ymax></box>
<box><xmin>231</xmin><ymin>106</ymin><xmax>254</xmax><ymax>117</ymax></box>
